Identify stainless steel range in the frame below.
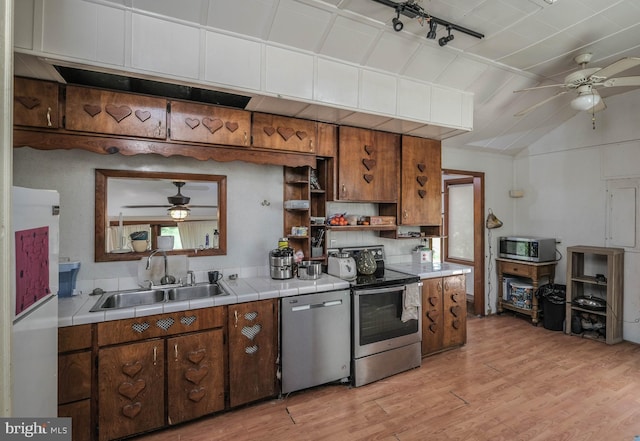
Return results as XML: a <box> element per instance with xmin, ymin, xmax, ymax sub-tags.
<box><xmin>339</xmin><ymin>245</ymin><xmax>422</xmax><ymax>387</ymax></box>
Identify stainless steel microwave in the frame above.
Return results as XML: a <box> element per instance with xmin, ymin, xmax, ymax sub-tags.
<box><xmin>499</xmin><ymin>236</ymin><xmax>556</xmax><ymax>262</ymax></box>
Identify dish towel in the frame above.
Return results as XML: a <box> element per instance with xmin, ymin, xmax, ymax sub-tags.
<box><xmin>401</xmin><ymin>283</ymin><xmax>421</xmax><ymax>322</ymax></box>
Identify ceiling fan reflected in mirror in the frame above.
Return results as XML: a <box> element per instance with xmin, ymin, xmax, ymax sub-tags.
<box><xmin>513</xmin><ymin>53</ymin><xmax>640</xmax><ymax>118</ymax></box>
<box><xmin>124</xmin><ymin>181</ymin><xmax>217</xmax><ymax>221</ymax></box>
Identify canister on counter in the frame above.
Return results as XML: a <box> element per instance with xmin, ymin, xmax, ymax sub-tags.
<box><xmin>278</xmin><ymin>237</ymin><xmax>289</xmax><ymax>249</ymax></box>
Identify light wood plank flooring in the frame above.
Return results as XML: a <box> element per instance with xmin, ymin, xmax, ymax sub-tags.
<box><xmin>136</xmin><ymin>314</ymin><xmax>640</xmax><ymax>441</ymax></box>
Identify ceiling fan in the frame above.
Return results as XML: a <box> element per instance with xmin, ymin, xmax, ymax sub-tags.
<box><xmin>123</xmin><ymin>181</ymin><xmax>217</xmax><ymax>210</ymax></box>
<box><xmin>514</xmin><ymin>53</ymin><xmax>640</xmax><ymax>117</ymax></box>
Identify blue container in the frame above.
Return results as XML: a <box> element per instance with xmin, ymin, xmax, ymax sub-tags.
<box><xmin>59</xmin><ymin>261</ymin><xmax>81</xmax><ymax>297</ymax></box>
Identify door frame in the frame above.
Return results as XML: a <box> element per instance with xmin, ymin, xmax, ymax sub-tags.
<box><xmin>442</xmin><ymin>169</ymin><xmax>485</xmax><ymax>316</ymax></box>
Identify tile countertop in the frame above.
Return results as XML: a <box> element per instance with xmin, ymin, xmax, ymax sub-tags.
<box><xmin>386</xmin><ymin>261</ymin><xmax>472</xmax><ymax>279</ymax></box>
<box><xmin>58</xmin><ymin>274</ymin><xmax>351</xmax><ymax>327</ymax></box>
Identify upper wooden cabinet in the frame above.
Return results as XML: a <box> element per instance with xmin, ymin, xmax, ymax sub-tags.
<box><xmin>337</xmin><ymin>126</ymin><xmax>399</xmax><ymax>202</ymax></box>
<box><xmin>14</xmin><ymin>77</ymin><xmax>60</xmax><ymax>128</ymax></box>
<box><xmin>169</xmin><ymin>100</ymin><xmax>250</xmax><ymax>147</ymax></box>
<box><xmin>316</xmin><ymin>122</ymin><xmax>337</xmax><ymax>157</ymax></box>
<box><xmin>65</xmin><ymin>85</ymin><xmax>167</xmax><ymax>139</ymax></box>
<box><xmin>400</xmin><ymin>135</ymin><xmax>442</xmax><ymax>226</ymax></box>
<box><xmin>252</xmin><ymin>113</ymin><xmax>317</xmax><ymax>153</ymax></box>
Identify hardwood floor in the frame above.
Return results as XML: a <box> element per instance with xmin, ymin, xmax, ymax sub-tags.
<box><xmin>136</xmin><ymin>314</ymin><xmax>640</xmax><ymax>441</ymax></box>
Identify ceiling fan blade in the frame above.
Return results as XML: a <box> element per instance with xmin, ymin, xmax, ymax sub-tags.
<box><xmin>589</xmin><ymin>57</ymin><xmax>640</xmax><ymax>81</ymax></box>
<box><xmin>513</xmin><ymin>83</ymin><xmax>565</xmax><ymax>93</ymax></box>
<box><xmin>123</xmin><ymin>204</ymin><xmax>171</xmax><ymax>208</ymax></box>
<box><xmin>603</xmin><ymin>76</ymin><xmax>640</xmax><ymax>88</ymax></box>
<box><xmin>187</xmin><ymin>205</ymin><xmax>218</xmax><ymax>208</ymax></box>
<box><xmin>514</xmin><ymin>91</ymin><xmax>568</xmax><ymax>117</ymax></box>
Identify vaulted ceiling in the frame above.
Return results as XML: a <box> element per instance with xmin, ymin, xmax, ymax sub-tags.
<box><xmin>16</xmin><ymin>0</ymin><xmax>640</xmax><ymax>155</ymax></box>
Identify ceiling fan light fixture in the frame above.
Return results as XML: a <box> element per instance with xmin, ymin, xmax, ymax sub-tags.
<box><xmin>571</xmin><ymin>88</ymin><xmax>601</xmax><ymax>111</ymax></box>
<box><xmin>168</xmin><ymin>205</ymin><xmax>190</xmax><ymax>221</ymax></box>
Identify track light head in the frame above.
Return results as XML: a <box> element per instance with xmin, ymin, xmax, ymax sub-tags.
<box><xmin>438</xmin><ymin>26</ymin><xmax>454</xmax><ymax>46</ymax></box>
<box><xmin>426</xmin><ymin>20</ymin><xmax>437</xmax><ymax>39</ymax></box>
<box><xmin>392</xmin><ymin>17</ymin><xmax>404</xmax><ymax>32</ymax></box>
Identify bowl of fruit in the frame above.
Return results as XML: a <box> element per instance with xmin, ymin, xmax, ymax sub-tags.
<box><xmin>328</xmin><ymin>213</ymin><xmax>348</xmax><ymax>226</ymax></box>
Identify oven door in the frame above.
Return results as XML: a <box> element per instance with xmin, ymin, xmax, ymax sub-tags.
<box><xmin>352</xmin><ymin>283</ymin><xmax>422</xmax><ymax>359</ymax></box>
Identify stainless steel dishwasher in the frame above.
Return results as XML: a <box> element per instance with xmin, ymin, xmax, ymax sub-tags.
<box><xmin>280</xmin><ymin>289</ymin><xmax>351</xmax><ymax>394</ymax></box>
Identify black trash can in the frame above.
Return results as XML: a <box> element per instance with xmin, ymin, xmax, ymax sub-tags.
<box><xmin>538</xmin><ymin>284</ymin><xmax>566</xmax><ymax>331</ymax></box>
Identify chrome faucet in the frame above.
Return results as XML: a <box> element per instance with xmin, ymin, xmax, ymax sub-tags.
<box><xmin>146</xmin><ymin>249</ymin><xmax>176</xmax><ymax>285</ymax></box>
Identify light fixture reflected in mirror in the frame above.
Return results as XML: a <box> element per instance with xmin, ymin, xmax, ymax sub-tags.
<box><xmin>168</xmin><ymin>205</ymin><xmax>190</xmax><ymax>221</ymax></box>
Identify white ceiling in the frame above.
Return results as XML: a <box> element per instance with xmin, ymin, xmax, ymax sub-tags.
<box><xmin>18</xmin><ymin>0</ymin><xmax>640</xmax><ymax>155</ymax></box>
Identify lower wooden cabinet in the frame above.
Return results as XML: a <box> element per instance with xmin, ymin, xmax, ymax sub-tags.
<box><xmin>228</xmin><ymin>299</ymin><xmax>278</xmax><ymax>407</ymax></box>
<box><xmin>421</xmin><ymin>274</ymin><xmax>467</xmax><ymax>356</ymax></box>
<box><xmin>58</xmin><ymin>400</ymin><xmax>92</xmax><ymax>441</ymax></box>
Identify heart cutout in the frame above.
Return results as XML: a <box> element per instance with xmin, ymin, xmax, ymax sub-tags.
<box><xmin>122</xmin><ymin>402</ymin><xmax>142</xmax><ymax>419</ymax></box>
<box><xmin>418</xmin><ymin>190</ymin><xmax>426</xmax><ymax>198</ymax></box>
<box><xmin>187</xmin><ymin>348</ymin><xmax>206</xmax><ymax>364</ymax></box>
<box><xmin>188</xmin><ymin>387</ymin><xmax>206</xmax><ymax>403</ymax></box>
<box><xmin>105</xmin><ymin>104</ymin><xmax>132</xmax><ymax>123</ymax></box>
<box><xmin>277</xmin><ymin>127</ymin><xmax>295</xmax><ymax>141</ymax></box>
<box><xmin>185</xmin><ymin>118</ymin><xmax>200</xmax><ymax>129</ymax></box>
<box><xmin>364</xmin><ymin>145</ymin><xmax>373</xmax><ymax>155</ymax></box>
<box><xmin>429</xmin><ymin>323</ymin><xmax>438</xmax><ymax>333</ymax></box>
<box><xmin>429</xmin><ymin>296</ymin><xmax>438</xmax><ymax>307</ymax></box>
<box><xmin>416</xmin><ymin>176</ymin><xmax>428</xmax><ymax>187</ymax></box>
<box><xmin>452</xmin><ymin>319</ymin><xmax>461</xmax><ymax>330</ymax></box>
<box><xmin>296</xmin><ymin>131</ymin><xmax>308</xmax><ymax>140</ymax></box>
<box><xmin>363</xmin><ymin>174</ymin><xmax>374</xmax><ymax>183</ymax></box>
<box><xmin>417</xmin><ymin>163</ymin><xmax>426</xmax><ymax>173</ymax></box>
<box><xmin>118</xmin><ymin>379</ymin><xmax>146</xmax><ymax>400</ymax></box>
<box><xmin>426</xmin><ymin>310</ymin><xmax>438</xmax><ymax>323</ymax></box>
<box><xmin>203</xmin><ymin>117</ymin><xmax>223</xmax><ymax>134</ymax></box>
<box><xmin>451</xmin><ymin>293</ymin><xmax>459</xmax><ymax>302</ymax></box>
<box><xmin>16</xmin><ymin>96</ymin><xmax>41</xmax><ymax>110</ymax></box>
<box><xmin>362</xmin><ymin>159</ymin><xmax>376</xmax><ymax>171</ymax></box>
<box><xmin>135</xmin><ymin>110</ymin><xmax>151</xmax><ymax>122</ymax></box>
<box><xmin>83</xmin><ymin>104</ymin><xmax>101</xmax><ymax>117</ymax></box>
<box><xmin>263</xmin><ymin>126</ymin><xmax>276</xmax><ymax>136</ymax></box>
<box><xmin>185</xmin><ymin>366</ymin><xmax>209</xmax><ymax>385</ymax></box>
<box><xmin>121</xmin><ymin>361</ymin><xmax>143</xmax><ymax>378</ymax></box>
<box><xmin>450</xmin><ymin>305</ymin><xmax>461</xmax><ymax>318</ymax></box>
<box><xmin>225</xmin><ymin>121</ymin><xmax>239</xmax><ymax>132</ymax></box>
<box><xmin>241</xmin><ymin>324</ymin><xmax>262</xmax><ymax>340</ymax></box>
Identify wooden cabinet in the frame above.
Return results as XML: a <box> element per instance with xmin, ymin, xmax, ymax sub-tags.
<box><xmin>399</xmin><ymin>135</ymin><xmax>441</xmax><ymax>226</ymax></box>
<box><xmin>58</xmin><ymin>324</ymin><xmax>92</xmax><ymax>441</ymax></box>
<box><xmin>337</xmin><ymin>126</ymin><xmax>399</xmax><ymax>202</ymax></box>
<box><xmin>14</xmin><ymin>77</ymin><xmax>60</xmax><ymax>128</ymax></box>
<box><xmin>98</xmin><ymin>339</ymin><xmax>165</xmax><ymax>441</ymax></box>
<box><xmin>167</xmin><ymin>329</ymin><xmax>225</xmax><ymax>425</ymax></box>
<box><xmin>169</xmin><ymin>100</ymin><xmax>250</xmax><ymax>147</ymax></box>
<box><xmin>421</xmin><ymin>275</ymin><xmax>466</xmax><ymax>356</ymax></box>
<box><xmin>252</xmin><ymin>113</ymin><xmax>316</xmax><ymax>153</ymax></box>
<box><xmin>228</xmin><ymin>299</ymin><xmax>278</xmax><ymax>407</ymax></box>
<box><xmin>565</xmin><ymin>246</ymin><xmax>624</xmax><ymax>344</ymax></box>
<box><xmin>65</xmin><ymin>85</ymin><xmax>167</xmax><ymax>139</ymax></box>
<box><xmin>316</xmin><ymin>122</ymin><xmax>337</xmax><ymax>157</ymax></box>
<box><xmin>496</xmin><ymin>258</ymin><xmax>556</xmax><ymax>324</ymax></box>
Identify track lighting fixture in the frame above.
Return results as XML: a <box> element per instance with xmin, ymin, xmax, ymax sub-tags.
<box><xmin>426</xmin><ymin>20</ymin><xmax>437</xmax><ymax>39</ymax></box>
<box><xmin>392</xmin><ymin>9</ymin><xmax>403</xmax><ymax>32</ymax></box>
<box><xmin>439</xmin><ymin>26</ymin><xmax>454</xmax><ymax>47</ymax></box>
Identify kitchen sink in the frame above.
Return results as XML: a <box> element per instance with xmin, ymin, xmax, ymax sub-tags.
<box><xmin>167</xmin><ymin>284</ymin><xmax>228</xmax><ymax>301</ymax></box>
<box><xmin>90</xmin><ymin>284</ymin><xmax>227</xmax><ymax>312</ymax></box>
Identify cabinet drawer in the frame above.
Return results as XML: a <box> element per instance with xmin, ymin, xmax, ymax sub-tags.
<box><xmin>59</xmin><ymin>324</ymin><xmax>93</xmax><ymax>352</ymax></box>
<box><xmin>65</xmin><ymin>85</ymin><xmax>167</xmax><ymax>139</ymax></box>
<box><xmin>252</xmin><ymin>113</ymin><xmax>316</xmax><ymax>153</ymax></box>
<box><xmin>501</xmin><ymin>261</ymin><xmax>535</xmax><ymax>278</ymax></box>
<box><xmin>58</xmin><ymin>351</ymin><xmax>92</xmax><ymax>404</ymax></box>
<box><xmin>14</xmin><ymin>77</ymin><xmax>60</xmax><ymax>128</ymax></box>
<box><xmin>97</xmin><ymin>307</ymin><xmax>226</xmax><ymax>346</ymax></box>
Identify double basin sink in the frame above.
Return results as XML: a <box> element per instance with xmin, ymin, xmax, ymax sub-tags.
<box><xmin>90</xmin><ymin>283</ymin><xmax>228</xmax><ymax>312</ymax></box>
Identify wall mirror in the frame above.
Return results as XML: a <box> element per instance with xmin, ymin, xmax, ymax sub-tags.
<box><xmin>95</xmin><ymin>169</ymin><xmax>227</xmax><ymax>262</ymax></box>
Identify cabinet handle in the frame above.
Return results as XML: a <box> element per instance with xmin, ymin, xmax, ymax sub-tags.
<box><xmin>244</xmin><ymin>131</ymin><xmax>248</xmax><ymax>145</ymax></box>
<box><xmin>444</xmin><ymin>280</ymin><xmax>449</xmax><ymax>290</ymax></box>
<box><xmin>174</xmin><ymin>344</ymin><xmax>178</xmax><ymax>362</ymax></box>
<box><xmin>309</xmin><ymin>139</ymin><xmax>313</xmax><ymax>151</ymax></box>
<box><xmin>46</xmin><ymin>107</ymin><xmax>52</xmax><ymax>127</ymax></box>
<box><xmin>341</xmin><ymin>184</ymin><xmax>346</xmax><ymax>197</ymax></box>
<box><xmin>234</xmin><ymin>310</ymin><xmax>238</xmax><ymax>328</ymax></box>
<box><xmin>437</xmin><ymin>281</ymin><xmax>442</xmax><ymax>291</ymax></box>
<box><xmin>153</xmin><ymin>346</ymin><xmax>157</xmax><ymax>366</ymax></box>
<box><xmin>403</xmin><ymin>210</ymin><xmax>408</xmax><ymax>219</ymax></box>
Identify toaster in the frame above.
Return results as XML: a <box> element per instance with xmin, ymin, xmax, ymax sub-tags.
<box><xmin>327</xmin><ymin>253</ymin><xmax>357</xmax><ymax>280</ymax></box>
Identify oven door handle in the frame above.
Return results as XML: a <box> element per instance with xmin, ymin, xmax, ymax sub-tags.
<box><xmin>291</xmin><ymin>299</ymin><xmax>343</xmax><ymax>311</ymax></box>
<box><xmin>354</xmin><ymin>282</ymin><xmax>421</xmax><ymax>296</ymax></box>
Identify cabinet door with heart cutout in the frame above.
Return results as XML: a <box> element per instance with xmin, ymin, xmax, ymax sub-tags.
<box><xmin>167</xmin><ymin>329</ymin><xmax>225</xmax><ymax>425</ymax></box>
<box><xmin>251</xmin><ymin>113</ymin><xmax>317</xmax><ymax>153</ymax></box>
<box><xmin>442</xmin><ymin>274</ymin><xmax>467</xmax><ymax>348</ymax></box>
<box><xmin>400</xmin><ymin>135</ymin><xmax>441</xmax><ymax>225</ymax></box>
<box><xmin>65</xmin><ymin>85</ymin><xmax>167</xmax><ymax>139</ymax></box>
<box><xmin>421</xmin><ymin>278</ymin><xmax>444</xmax><ymax>356</ymax></box>
<box><xmin>98</xmin><ymin>339</ymin><xmax>165</xmax><ymax>441</ymax></box>
<box><xmin>170</xmin><ymin>100</ymin><xmax>251</xmax><ymax>147</ymax></box>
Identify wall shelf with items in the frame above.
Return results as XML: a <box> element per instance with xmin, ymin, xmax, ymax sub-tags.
<box><xmin>565</xmin><ymin>245</ymin><xmax>624</xmax><ymax>344</ymax></box>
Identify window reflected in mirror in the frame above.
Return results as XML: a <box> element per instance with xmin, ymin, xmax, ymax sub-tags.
<box><xmin>95</xmin><ymin>169</ymin><xmax>227</xmax><ymax>262</ymax></box>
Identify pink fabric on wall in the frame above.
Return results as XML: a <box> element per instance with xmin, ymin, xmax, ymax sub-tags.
<box><xmin>15</xmin><ymin>226</ymin><xmax>50</xmax><ymax>315</ymax></box>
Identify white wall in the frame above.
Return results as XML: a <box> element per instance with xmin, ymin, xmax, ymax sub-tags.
<box><xmin>515</xmin><ymin>89</ymin><xmax>640</xmax><ymax>343</ymax></box>
<box><xmin>13</xmin><ymin>148</ymin><xmax>284</xmax><ymax>290</ymax></box>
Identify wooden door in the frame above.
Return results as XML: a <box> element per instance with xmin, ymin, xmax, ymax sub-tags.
<box><xmin>421</xmin><ymin>278</ymin><xmax>443</xmax><ymax>356</ymax></box>
<box><xmin>401</xmin><ymin>136</ymin><xmax>441</xmax><ymax>225</ymax></box>
<box><xmin>337</xmin><ymin>126</ymin><xmax>399</xmax><ymax>202</ymax></box>
<box><xmin>252</xmin><ymin>113</ymin><xmax>316</xmax><ymax>153</ymax></box>
<box><xmin>14</xmin><ymin>77</ymin><xmax>60</xmax><ymax>128</ymax></box>
<box><xmin>98</xmin><ymin>340</ymin><xmax>165</xmax><ymax>441</ymax></box>
<box><xmin>442</xmin><ymin>275</ymin><xmax>467</xmax><ymax>348</ymax></box>
<box><xmin>167</xmin><ymin>329</ymin><xmax>225</xmax><ymax>425</ymax></box>
<box><xmin>228</xmin><ymin>299</ymin><xmax>277</xmax><ymax>407</ymax></box>
<box><xmin>169</xmin><ymin>100</ymin><xmax>250</xmax><ymax>147</ymax></box>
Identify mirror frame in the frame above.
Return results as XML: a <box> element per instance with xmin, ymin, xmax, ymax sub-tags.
<box><xmin>95</xmin><ymin>169</ymin><xmax>227</xmax><ymax>262</ymax></box>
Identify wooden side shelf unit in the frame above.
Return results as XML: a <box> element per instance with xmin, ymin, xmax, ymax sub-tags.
<box><xmin>565</xmin><ymin>245</ymin><xmax>624</xmax><ymax>344</ymax></box>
